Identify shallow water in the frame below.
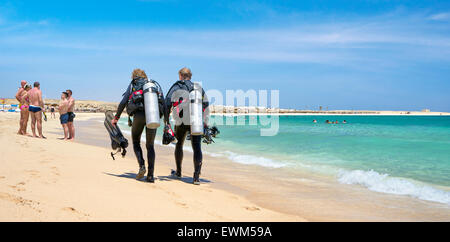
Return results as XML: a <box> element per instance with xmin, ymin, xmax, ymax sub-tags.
<box><xmin>119</xmin><ymin>115</ymin><xmax>450</xmax><ymax>205</ymax></box>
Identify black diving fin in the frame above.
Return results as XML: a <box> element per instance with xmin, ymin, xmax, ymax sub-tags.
<box><xmin>104</xmin><ymin>111</ymin><xmax>129</xmax><ymax>160</ymax></box>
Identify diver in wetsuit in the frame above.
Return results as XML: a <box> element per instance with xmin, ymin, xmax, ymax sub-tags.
<box><xmin>112</xmin><ymin>69</ymin><xmax>165</xmax><ymax>183</ymax></box>
<box><xmin>163</xmin><ymin>67</ymin><xmax>209</xmax><ymax>185</ymax></box>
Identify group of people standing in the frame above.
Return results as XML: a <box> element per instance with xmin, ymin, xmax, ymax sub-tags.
<box><xmin>112</xmin><ymin>67</ymin><xmax>209</xmax><ymax>185</ymax></box>
<box><xmin>58</xmin><ymin>90</ymin><xmax>76</xmax><ymax>141</ymax></box>
<box><xmin>15</xmin><ymin>80</ymin><xmax>76</xmax><ymax>141</ymax></box>
<box><xmin>16</xmin><ymin>67</ymin><xmax>207</xmax><ymax>185</ymax></box>
<box><xmin>15</xmin><ymin>81</ymin><xmax>45</xmax><ymax>138</ymax></box>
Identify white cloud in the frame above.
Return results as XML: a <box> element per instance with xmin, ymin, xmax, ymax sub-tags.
<box><xmin>37</xmin><ymin>20</ymin><xmax>49</xmax><ymax>25</ymax></box>
<box><xmin>1</xmin><ymin>13</ymin><xmax>450</xmax><ymax>69</ymax></box>
<box><xmin>429</xmin><ymin>12</ymin><xmax>450</xmax><ymax>21</ymax></box>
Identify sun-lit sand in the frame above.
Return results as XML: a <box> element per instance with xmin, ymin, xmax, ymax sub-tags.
<box><xmin>1</xmin><ymin>111</ymin><xmax>449</xmax><ymax>222</ymax></box>
<box><xmin>0</xmin><ymin>112</ymin><xmax>304</xmax><ymax>222</ymax></box>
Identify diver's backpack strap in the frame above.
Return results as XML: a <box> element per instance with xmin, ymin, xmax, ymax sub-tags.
<box><xmin>179</xmin><ymin>81</ymin><xmax>194</xmax><ymax>92</ymax></box>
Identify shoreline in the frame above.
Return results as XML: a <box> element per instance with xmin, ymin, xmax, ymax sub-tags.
<box><xmin>2</xmin><ymin>98</ymin><xmax>449</xmax><ymax>116</ymax></box>
<box><xmin>1</xmin><ymin>112</ymin><xmax>449</xmax><ymax>221</ymax></box>
<box><xmin>79</xmin><ymin>114</ymin><xmax>450</xmax><ymax>221</ymax></box>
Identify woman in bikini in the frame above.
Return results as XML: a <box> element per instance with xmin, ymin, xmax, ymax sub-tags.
<box><xmin>19</xmin><ymin>84</ymin><xmax>32</xmax><ymax>136</ymax></box>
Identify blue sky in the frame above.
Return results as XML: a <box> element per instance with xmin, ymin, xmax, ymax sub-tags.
<box><xmin>1</xmin><ymin>0</ymin><xmax>450</xmax><ymax>111</ymax></box>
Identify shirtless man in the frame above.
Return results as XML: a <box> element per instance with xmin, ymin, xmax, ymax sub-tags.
<box><xmin>59</xmin><ymin>92</ymin><xmax>70</xmax><ymax>140</ymax></box>
<box><xmin>15</xmin><ymin>80</ymin><xmax>27</xmax><ymax>135</ymax></box>
<box><xmin>66</xmin><ymin>90</ymin><xmax>76</xmax><ymax>141</ymax></box>
<box><xmin>28</xmin><ymin>82</ymin><xmax>46</xmax><ymax>139</ymax></box>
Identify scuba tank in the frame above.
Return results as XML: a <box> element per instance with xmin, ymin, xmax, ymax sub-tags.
<box><xmin>189</xmin><ymin>82</ymin><xmax>203</xmax><ymax>135</ymax></box>
<box><xmin>143</xmin><ymin>81</ymin><xmax>160</xmax><ymax>129</ymax></box>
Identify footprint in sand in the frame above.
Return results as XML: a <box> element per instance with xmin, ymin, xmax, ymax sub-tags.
<box><xmin>39</xmin><ymin>155</ymin><xmax>53</xmax><ymax>161</ymax></box>
<box><xmin>167</xmin><ymin>191</ymin><xmax>182</xmax><ymax>199</ymax></box>
<box><xmin>25</xmin><ymin>170</ymin><xmax>40</xmax><ymax>178</ymax></box>
<box><xmin>176</xmin><ymin>202</ymin><xmax>188</xmax><ymax>208</ymax></box>
<box><xmin>63</xmin><ymin>207</ymin><xmax>76</xmax><ymax>212</ymax></box>
<box><xmin>0</xmin><ymin>192</ymin><xmax>41</xmax><ymax>213</ymax></box>
<box><xmin>9</xmin><ymin>185</ymin><xmax>25</xmax><ymax>192</ymax></box>
<box><xmin>51</xmin><ymin>167</ymin><xmax>60</xmax><ymax>176</ymax></box>
<box><xmin>0</xmin><ymin>176</ymin><xmax>5</xmax><ymax>179</ymax></box>
<box><xmin>9</xmin><ymin>182</ymin><xmax>27</xmax><ymax>192</ymax></box>
<box><xmin>244</xmin><ymin>206</ymin><xmax>261</xmax><ymax>211</ymax></box>
<box><xmin>62</xmin><ymin>207</ymin><xmax>90</xmax><ymax>219</ymax></box>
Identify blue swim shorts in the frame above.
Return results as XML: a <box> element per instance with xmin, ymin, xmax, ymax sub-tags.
<box><xmin>29</xmin><ymin>105</ymin><xmax>42</xmax><ymax>113</ymax></box>
<box><xmin>60</xmin><ymin>113</ymin><xmax>69</xmax><ymax>124</ymax></box>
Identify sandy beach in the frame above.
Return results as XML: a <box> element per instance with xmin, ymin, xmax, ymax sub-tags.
<box><xmin>1</xmin><ymin>112</ymin><xmax>449</xmax><ymax>221</ymax></box>
<box><xmin>0</xmin><ymin>112</ymin><xmax>304</xmax><ymax>222</ymax></box>
<box><xmin>2</xmin><ymin>0</ymin><xmax>450</xmax><ymax>225</ymax></box>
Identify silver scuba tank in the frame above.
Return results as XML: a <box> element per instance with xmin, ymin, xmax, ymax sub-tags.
<box><xmin>189</xmin><ymin>82</ymin><xmax>203</xmax><ymax>135</ymax></box>
<box><xmin>143</xmin><ymin>81</ymin><xmax>160</xmax><ymax>129</ymax></box>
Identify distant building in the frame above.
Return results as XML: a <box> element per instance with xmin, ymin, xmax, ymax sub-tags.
<box><xmin>422</xmin><ymin>109</ymin><xmax>430</xmax><ymax>112</ymax></box>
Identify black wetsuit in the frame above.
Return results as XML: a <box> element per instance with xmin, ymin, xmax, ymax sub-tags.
<box><xmin>164</xmin><ymin>79</ymin><xmax>209</xmax><ymax>178</ymax></box>
<box><xmin>115</xmin><ymin>78</ymin><xmax>164</xmax><ymax>176</ymax></box>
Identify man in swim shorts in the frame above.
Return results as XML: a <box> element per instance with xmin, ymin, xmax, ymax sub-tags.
<box><xmin>28</xmin><ymin>82</ymin><xmax>46</xmax><ymax>139</ymax></box>
<box><xmin>66</xmin><ymin>89</ymin><xmax>76</xmax><ymax>141</ymax></box>
<box><xmin>59</xmin><ymin>92</ymin><xmax>70</xmax><ymax>140</ymax></box>
<box><xmin>15</xmin><ymin>80</ymin><xmax>27</xmax><ymax>135</ymax></box>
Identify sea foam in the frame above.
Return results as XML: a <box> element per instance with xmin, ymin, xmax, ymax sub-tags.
<box><xmin>338</xmin><ymin>169</ymin><xmax>450</xmax><ymax>205</ymax></box>
<box><xmin>206</xmin><ymin>151</ymin><xmax>287</xmax><ymax>168</ymax></box>
<box><xmin>119</xmin><ymin>124</ymin><xmax>450</xmax><ymax>205</ymax></box>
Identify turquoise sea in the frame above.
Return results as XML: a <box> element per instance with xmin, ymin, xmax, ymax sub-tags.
<box><xmin>119</xmin><ymin>115</ymin><xmax>450</xmax><ymax>205</ymax></box>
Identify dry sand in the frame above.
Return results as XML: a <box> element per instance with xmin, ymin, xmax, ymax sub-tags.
<box><xmin>0</xmin><ymin>112</ymin><xmax>304</xmax><ymax>222</ymax></box>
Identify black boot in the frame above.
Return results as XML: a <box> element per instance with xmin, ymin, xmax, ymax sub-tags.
<box><xmin>136</xmin><ymin>166</ymin><xmax>146</xmax><ymax>180</ymax></box>
<box><xmin>193</xmin><ymin>172</ymin><xmax>200</xmax><ymax>185</ymax></box>
<box><xmin>146</xmin><ymin>169</ymin><xmax>155</xmax><ymax>183</ymax></box>
<box><xmin>193</xmin><ymin>160</ymin><xmax>202</xmax><ymax>185</ymax></box>
<box><xmin>146</xmin><ymin>175</ymin><xmax>155</xmax><ymax>183</ymax></box>
<box><xmin>171</xmin><ymin>169</ymin><xmax>181</xmax><ymax>179</ymax></box>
